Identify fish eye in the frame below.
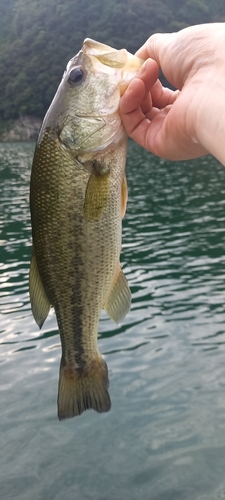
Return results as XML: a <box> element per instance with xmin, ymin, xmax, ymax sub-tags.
<box><xmin>68</xmin><ymin>67</ymin><xmax>85</xmax><ymax>86</ymax></box>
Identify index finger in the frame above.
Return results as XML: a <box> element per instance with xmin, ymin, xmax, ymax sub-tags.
<box><xmin>120</xmin><ymin>58</ymin><xmax>158</xmax><ymax>115</ymax></box>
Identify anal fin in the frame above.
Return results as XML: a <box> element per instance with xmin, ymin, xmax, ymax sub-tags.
<box><xmin>104</xmin><ymin>264</ymin><xmax>131</xmax><ymax>323</ymax></box>
<box><xmin>29</xmin><ymin>250</ymin><xmax>51</xmax><ymax>328</ymax></box>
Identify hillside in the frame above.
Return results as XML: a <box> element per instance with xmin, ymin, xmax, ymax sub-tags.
<box><xmin>0</xmin><ymin>0</ymin><xmax>224</xmax><ymax>137</ymax></box>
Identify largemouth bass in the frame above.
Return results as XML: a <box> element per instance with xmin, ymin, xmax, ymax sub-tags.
<box><xmin>29</xmin><ymin>38</ymin><xmax>142</xmax><ymax>420</ymax></box>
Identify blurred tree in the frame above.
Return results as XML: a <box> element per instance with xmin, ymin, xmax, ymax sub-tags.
<box><xmin>0</xmin><ymin>0</ymin><xmax>223</xmax><ymax>124</ymax></box>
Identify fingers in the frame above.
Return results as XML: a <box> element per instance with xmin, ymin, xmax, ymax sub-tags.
<box><xmin>120</xmin><ymin>58</ymin><xmax>158</xmax><ymax>113</ymax></box>
<box><xmin>125</xmin><ymin>103</ymin><xmax>207</xmax><ymax>161</ymax></box>
<box><xmin>119</xmin><ymin>79</ymin><xmax>148</xmax><ymax>137</ymax></box>
<box><xmin>151</xmin><ymin>80</ymin><xmax>180</xmax><ymax>108</ymax></box>
<box><xmin>120</xmin><ymin>59</ymin><xmax>158</xmax><ymax>136</ymax></box>
<box><xmin>120</xmin><ymin>82</ymin><xmax>208</xmax><ymax>160</ymax></box>
<box><xmin>139</xmin><ymin>100</ymin><xmax>208</xmax><ymax>161</ymax></box>
<box><xmin>135</xmin><ymin>33</ymin><xmax>184</xmax><ymax>89</ymax></box>
<box><xmin>121</xmin><ymin>57</ymin><xmax>178</xmax><ymax>116</ymax></box>
<box><xmin>120</xmin><ymin>44</ymin><xmax>208</xmax><ymax>160</ymax></box>
<box><xmin>120</xmin><ymin>78</ymin><xmax>146</xmax><ymax>115</ymax></box>
<box><xmin>121</xmin><ymin>28</ymin><xmax>214</xmax><ymax>161</ymax></box>
<box><xmin>120</xmin><ymin>56</ymin><xmax>179</xmax><ymax>140</ymax></box>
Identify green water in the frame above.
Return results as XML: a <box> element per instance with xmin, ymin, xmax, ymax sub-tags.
<box><xmin>1</xmin><ymin>141</ymin><xmax>225</xmax><ymax>500</ymax></box>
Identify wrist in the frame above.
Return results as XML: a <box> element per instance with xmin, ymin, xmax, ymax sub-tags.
<box><xmin>194</xmin><ymin>68</ymin><xmax>225</xmax><ymax>166</ymax></box>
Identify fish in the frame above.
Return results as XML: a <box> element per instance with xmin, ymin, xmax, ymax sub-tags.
<box><xmin>29</xmin><ymin>38</ymin><xmax>142</xmax><ymax>420</ymax></box>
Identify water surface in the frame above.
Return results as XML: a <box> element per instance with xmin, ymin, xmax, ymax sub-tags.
<box><xmin>1</xmin><ymin>141</ymin><xmax>225</xmax><ymax>499</ymax></box>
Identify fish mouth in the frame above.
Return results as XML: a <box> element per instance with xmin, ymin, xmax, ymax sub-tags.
<box><xmin>82</xmin><ymin>38</ymin><xmax>143</xmax><ymax>95</ymax></box>
<box><xmin>83</xmin><ymin>38</ymin><xmax>128</xmax><ymax>68</ymax></box>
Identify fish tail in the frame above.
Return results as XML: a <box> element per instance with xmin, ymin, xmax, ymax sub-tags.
<box><xmin>57</xmin><ymin>357</ymin><xmax>111</xmax><ymax>420</ymax></box>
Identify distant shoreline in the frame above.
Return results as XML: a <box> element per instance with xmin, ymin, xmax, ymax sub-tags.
<box><xmin>0</xmin><ymin>116</ymin><xmax>42</xmax><ymax>142</ymax></box>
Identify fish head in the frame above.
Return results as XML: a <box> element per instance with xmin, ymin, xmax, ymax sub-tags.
<box><xmin>41</xmin><ymin>39</ymin><xmax>143</xmax><ymax>154</ymax></box>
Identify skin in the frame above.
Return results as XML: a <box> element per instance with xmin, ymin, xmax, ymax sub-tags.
<box><xmin>120</xmin><ymin>23</ymin><xmax>225</xmax><ymax>166</ymax></box>
<box><xmin>30</xmin><ymin>40</ymin><xmax>137</xmax><ymax>418</ymax></box>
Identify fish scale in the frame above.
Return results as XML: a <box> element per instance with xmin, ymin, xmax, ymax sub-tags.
<box><xmin>29</xmin><ymin>38</ymin><xmax>142</xmax><ymax>419</ymax></box>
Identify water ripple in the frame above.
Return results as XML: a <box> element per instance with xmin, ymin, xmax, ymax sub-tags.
<box><xmin>1</xmin><ymin>142</ymin><xmax>225</xmax><ymax>499</ymax></box>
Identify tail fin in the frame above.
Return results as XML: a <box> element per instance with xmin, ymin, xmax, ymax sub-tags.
<box><xmin>57</xmin><ymin>357</ymin><xmax>111</xmax><ymax>420</ymax></box>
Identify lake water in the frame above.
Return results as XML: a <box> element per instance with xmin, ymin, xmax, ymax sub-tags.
<box><xmin>1</xmin><ymin>141</ymin><xmax>225</xmax><ymax>500</ymax></box>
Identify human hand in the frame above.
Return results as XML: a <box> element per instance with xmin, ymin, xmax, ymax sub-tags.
<box><xmin>120</xmin><ymin>24</ymin><xmax>225</xmax><ymax>165</ymax></box>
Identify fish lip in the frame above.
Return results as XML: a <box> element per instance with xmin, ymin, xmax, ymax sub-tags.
<box><xmin>82</xmin><ymin>38</ymin><xmax>143</xmax><ymax>91</ymax></box>
<box><xmin>82</xmin><ymin>38</ymin><xmax>116</xmax><ymax>55</ymax></box>
<box><xmin>83</xmin><ymin>39</ymin><xmax>128</xmax><ymax>71</ymax></box>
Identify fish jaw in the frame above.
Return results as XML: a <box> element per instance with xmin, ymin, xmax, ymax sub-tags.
<box><xmin>82</xmin><ymin>38</ymin><xmax>143</xmax><ymax>96</ymax></box>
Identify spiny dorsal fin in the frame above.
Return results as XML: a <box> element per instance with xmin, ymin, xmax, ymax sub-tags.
<box><xmin>29</xmin><ymin>250</ymin><xmax>51</xmax><ymax>328</ymax></box>
<box><xmin>104</xmin><ymin>264</ymin><xmax>131</xmax><ymax>323</ymax></box>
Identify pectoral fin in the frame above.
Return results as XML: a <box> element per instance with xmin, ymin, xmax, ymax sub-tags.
<box><xmin>29</xmin><ymin>250</ymin><xmax>51</xmax><ymax>328</ymax></box>
<box><xmin>84</xmin><ymin>171</ymin><xmax>110</xmax><ymax>221</ymax></box>
<box><xmin>121</xmin><ymin>174</ymin><xmax>128</xmax><ymax>219</ymax></box>
<box><xmin>104</xmin><ymin>264</ymin><xmax>131</xmax><ymax>323</ymax></box>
